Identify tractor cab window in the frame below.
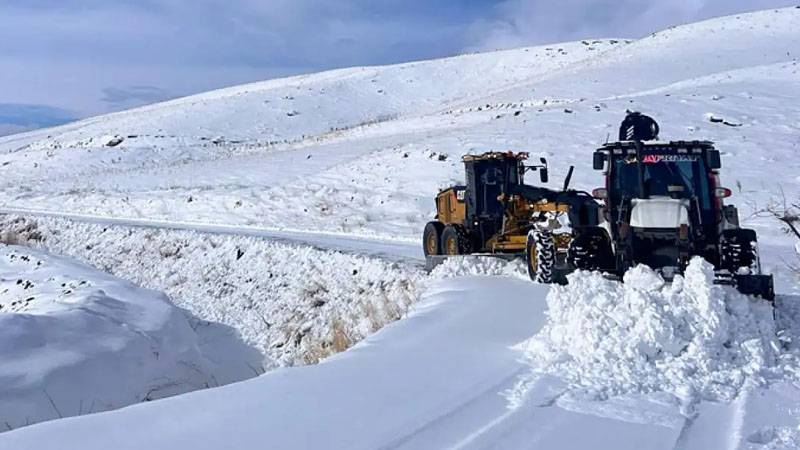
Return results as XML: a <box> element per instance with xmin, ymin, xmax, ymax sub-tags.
<box><xmin>479</xmin><ymin>162</ymin><xmax>519</xmax><ymax>191</ymax></box>
<box><xmin>468</xmin><ymin>160</ymin><xmax>521</xmax><ymax>223</ymax></box>
<box><xmin>482</xmin><ymin>167</ymin><xmax>504</xmax><ymax>186</ymax></box>
<box><xmin>612</xmin><ymin>154</ymin><xmax>711</xmax><ymax>210</ymax></box>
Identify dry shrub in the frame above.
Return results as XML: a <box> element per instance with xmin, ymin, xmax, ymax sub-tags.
<box><xmin>0</xmin><ymin>231</ymin><xmax>22</xmax><ymax>245</ymax></box>
<box><xmin>331</xmin><ymin>319</ymin><xmax>352</xmax><ymax>353</ymax></box>
<box><xmin>302</xmin><ymin>343</ymin><xmax>330</xmax><ymax>365</ymax></box>
<box><xmin>0</xmin><ymin>217</ymin><xmax>43</xmax><ymax>245</ymax></box>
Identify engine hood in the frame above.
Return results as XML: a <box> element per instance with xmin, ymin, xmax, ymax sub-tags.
<box><xmin>629</xmin><ymin>197</ymin><xmax>690</xmax><ymax>229</ymax></box>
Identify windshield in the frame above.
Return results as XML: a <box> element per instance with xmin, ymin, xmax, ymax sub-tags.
<box><xmin>477</xmin><ymin>160</ymin><xmax>519</xmax><ymax>189</ymax></box>
<box><xmin>612</xmin><ymin>154</ymin><xmax>711</xmax><ymax>209</ymax></box>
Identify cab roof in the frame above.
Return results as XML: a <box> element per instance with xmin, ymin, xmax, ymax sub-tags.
<box><xmin>598</xmin><ymin>140</ymin><xmax>716</xmax><ymax>152</ymax></box>
<box><xmin>462</xmin><ymin>151</ymin><xmax>529</xmax><ymax>162</ymax></box>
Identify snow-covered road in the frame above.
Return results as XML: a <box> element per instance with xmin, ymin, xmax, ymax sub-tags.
<box><xmin>0</xmin><ymin>207</ymin><xmax>423</xmax><ymax>264</ymax></box>
<box><xmin>0</xmin><ymin>277</ymin><xmax>643</xmax><ymax>449</ymax></box>
<box><xmin>4</xmin><ymin>275</ymin><xmax>796</xmax><ymax>449</ymax></box>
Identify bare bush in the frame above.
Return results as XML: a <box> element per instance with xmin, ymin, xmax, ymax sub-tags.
<box><xmin>751</xmin><ymin>187</ymin><xmax>800</xmax><ymax>272</ymax></box>
<box><xmin>0</xmin><ymin>231</ymin><xmax>21</xmax><ymax>245</ymax></box>
<box><xmin>331</xmin><ymin>319</ymin><xmax>352</xmax><ymax>353</ymax></box>
<box><xmin>0</xmin><ymin>217</ymin><xmax>43</xmax><ymax>245</ymax></box>
<box><xmin>751</xmin><ymin>188</ymin><xmax>800</xmax><ymax>239</ymax></box>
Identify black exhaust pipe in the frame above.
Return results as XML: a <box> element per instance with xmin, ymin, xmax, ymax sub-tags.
<box><xmin>563</xmin><ymin>166</ymin><xmax>575</xmax><ymax>191</ymax></box>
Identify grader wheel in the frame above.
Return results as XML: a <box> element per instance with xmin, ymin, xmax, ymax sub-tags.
<box><xmin>423</xmin><ymin>221</ymin><xmax>444</xmax><ymax>256</ymax></box>
<box><xmin>526</xmin><ymin>230</ymin><xmax>555</xmax><ymax>283</ymax></box>
<box><xmin>441</xmin><ymin>225</ymin><xmax>471</xmax><ymax>255</ymax></box>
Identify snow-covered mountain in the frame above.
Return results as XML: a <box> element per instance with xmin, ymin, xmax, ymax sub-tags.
<box><xmin>1</xmin><ymin>6</ymin><xmax>800</xmax><ymax>449</ymax></box>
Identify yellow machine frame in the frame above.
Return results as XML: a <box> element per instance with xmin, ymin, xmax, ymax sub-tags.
<box><xmin>433</xmin><ymin>187</ymin><xmax>572</xmax><ymax>254</ymax></box>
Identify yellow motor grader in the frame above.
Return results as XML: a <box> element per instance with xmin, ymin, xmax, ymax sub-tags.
<box><xmin>423</xmin><ymin>151</ymin><xmax>602</xmax><ymax>281</ymax></box>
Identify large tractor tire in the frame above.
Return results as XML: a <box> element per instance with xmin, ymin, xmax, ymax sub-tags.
<box><xmin>567</xmin><ymin>228</ymin><xmax>613</xmax><ymax>272</ymax></box>
<box><xmin>720</xmin><ymin>229</ymin><xmax>758</xmax><ymax>274</ymax></box>
<box><xmin>423</xmin><ymin>221</ymin><xmax>445</xmax><ymax>256</ymax></box>
<box><xmin>441</xmin><ymin>224</ymin><xmax>471</xmax><ymax>255</ymax></box>
<box><xmin>526</xmin><ymin>230</ymin><xmax>555</xmax><ymax>283</ymax></box>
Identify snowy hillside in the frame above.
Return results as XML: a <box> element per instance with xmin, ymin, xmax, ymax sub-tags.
<box><xmin>1</xmin><ymin>6</ymin><xmax>800</xmax><ymax>449</ymax></box>
<box><xmin>0</xmin><ymin>9</ymin><xmax>797</xmax><ymax>260</ymax></box>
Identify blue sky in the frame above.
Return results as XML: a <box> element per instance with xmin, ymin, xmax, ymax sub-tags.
<box><xmin>0</xmin><ymin>0</ymin><xmax>796</xmax><ymax>133</ymax></box>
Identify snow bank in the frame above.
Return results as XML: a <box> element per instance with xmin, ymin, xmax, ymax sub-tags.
<box><xmin>0</xmin><ymin>244</ymin><xmax>233</xmax><ymax>431</ymax></box>
<box><xmin>748</xmin><ymin>425</ymin><xmax>800</xmax><ymax>449</ymax></box>
<box><xmin>0</xmin><ymin>215</ymin><xmax>424</xmax><ymax>366</ymax></box>
<box><xmin>0</xmin><ymin>215</ymin><xmax>529</xmax><ymax>368</ymax></box>
<box><xmin>517</xmin><ymin>258</ymin><xmax>782</xmax><ymax>411</ymax></box>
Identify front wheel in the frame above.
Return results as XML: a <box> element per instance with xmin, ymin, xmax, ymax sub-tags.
<box><xmin>721</xmin><ymin>229</ymin><xmax>758</xmax><ymax>274</ymax></box>
<box><xmin>526</xmin><ymin>230</ymin><xmax>555</xmax><ymax>283</ymax></box>
<box><xmin>567</xmin><ymin>228</ymin><xmax>613</xmax><ymax>272</ymax></box>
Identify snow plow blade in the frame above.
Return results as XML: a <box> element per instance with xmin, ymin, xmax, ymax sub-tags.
<box><xmin>732</xmin><ymin>273</ymin><xmax>775</xmax><ymax>301</ymax></box>
<box><xmin>424</xmin><ymin>254</ymin><xmax>519</xmax><ymax>272</ymax></box>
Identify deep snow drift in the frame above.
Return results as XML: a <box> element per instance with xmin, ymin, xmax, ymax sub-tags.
<box><xmin>0</xmin><ymin>213</ymin><xmax>534</xmax><ymax>435</ymax></box>
<box><xmin>513</xmin><ymin>259</ymin><xmax>782</xmax><ymax>414</ymax></box>
<box><xmin>0</xmin><ymin>244</ymin><xmax>258</xmax><ymax>431</ymax></box>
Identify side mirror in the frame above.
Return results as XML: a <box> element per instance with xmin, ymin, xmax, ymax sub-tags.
<box><xmin>539</xmin><ymin>168</ymin><xmax>549</xmax><ymax>183</ymax></box>
<box><xmin>707</xmin><ymin>150</ymin><xmax>721</xmax><ymax>169</ymax></box>
<box><xmin>593</xmin><ymin>152</ymin><xmax>605</xmax><ymax>170</ymax></box>
<box><xmin>540</xmin><ymin>157</ymin><xmax>547</xmax><ymax>165</ymax></box>
<box><xmin>592</xmin><ymin>188</ymin><xmax>608</xmax><ymax>199</ymax></box>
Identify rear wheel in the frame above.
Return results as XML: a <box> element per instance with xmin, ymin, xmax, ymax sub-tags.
<box><xmin>526</xmin><ymin>230</ymin><xmax>555</xmax><ymax>283</ymax></box>
<box><xmin>721</xmin><ymin>229</ymin><xmax>758</xmax><ymax>273</ymax></box>
<box><xmin>441</xmin><ymin>225</ymin><xmax>471</xmax><ymax>255</ymax></box>
<box><xmin>567</xmin><ymin>228</ymin><xmax>613</xmax><ymax>272</ymax></box>
<box><xmin>423</xmin><ymin>221</ymin><xmax>444</xmax><ymax>256</ymax></box>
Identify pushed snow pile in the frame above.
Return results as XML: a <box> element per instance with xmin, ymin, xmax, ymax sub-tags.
<box><xmin>522</xmin><ymin>258</ymin><xmax>780</xmax><ymax>407</ymax></box>
<box><xmin>430</xmin><ymin>255</ymin><xmax>527</xmax><ymax>280</ymax></box>
<box><xmin>0</xmin><ymin>244</ymin><xmax>231</xmax><ymax>431</ymax></box>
